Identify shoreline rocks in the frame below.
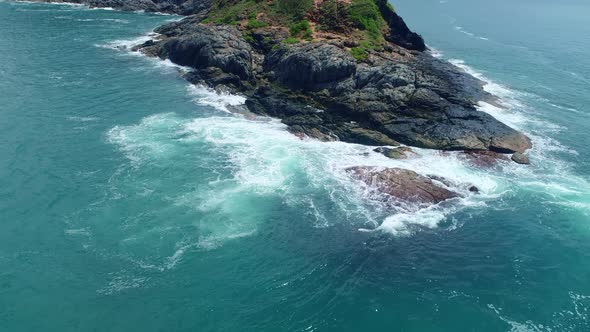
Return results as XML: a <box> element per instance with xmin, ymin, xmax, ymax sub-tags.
<box><xmin>138</xmin><ymin>20</ymin><xmax>532</xmax><ymax>157</ymax></box>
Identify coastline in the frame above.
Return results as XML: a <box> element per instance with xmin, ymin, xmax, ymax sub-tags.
<box><xmin>17</xmin><ymin>0</ymin><xmax>530</xmax><ymax>150</ymax></box>
<box><xmin>14</xmin><ymin>0</ymin><xmax>533</xmax><ymax>210</ymax></box>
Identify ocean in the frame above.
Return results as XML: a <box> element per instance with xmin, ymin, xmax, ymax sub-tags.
<box><xmin>0</xmin><ymin>0</ymin><xmax>588</xmax><ymax>331</ymax></box>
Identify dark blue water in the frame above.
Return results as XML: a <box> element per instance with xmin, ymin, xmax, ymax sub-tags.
<box><xmin>0</xmin><ymin>1</ymin><xmax>589</xmax><ymax>331</ymax></box>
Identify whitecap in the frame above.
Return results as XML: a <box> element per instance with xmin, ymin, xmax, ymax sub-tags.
<box><xmin>186</xmin><ymin>85</ymin><xmax>246</xmax><ymax>113</ymax></box>
<box><xmin>455</xmin><ymin>26</ymin><xmax>489</xmax><ymax>41</ymax></box>
<box><xmin>371</xmin><ymin>209</ymin><xmax>447</xmax><ymax>236</ymax></box>
<box><xmin>487</xmin><ymin>292</ymin><xmax>590</xmax><ymax>332</ymax></box>
<box><xmin>95</xmin><ymin>32</ymin><xmax>158</xmax><ymax>51</ymax></box>
<box><xmin>97</xmin><ymin>274</ymin><xmax>148</xmax><ymax>295</ymax></box>
<box><xmin>549</xmin><ymin>102</ymin><xmax>582</xmax><ymax>114</ymax></box>
<box><xmin>67</xmin><ymin>116</ymin><xmax>99</xmax><ymax>122</ymax></box>
<box><xmin>427</xmin><ymin>46</ymin><xmax>444</xmax><ymax>58</ymax></box>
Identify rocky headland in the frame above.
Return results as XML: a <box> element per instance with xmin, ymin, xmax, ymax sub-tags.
<box><xmin>24</xmin><ymin>0</ymin><xmax>533</xmax><ymax>206</ymax></box>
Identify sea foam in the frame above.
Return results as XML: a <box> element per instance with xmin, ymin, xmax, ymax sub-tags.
<box><xmin>100</xmin><ymin>30</ymin><xmax>590</xmax><ymax>243</ymax></box>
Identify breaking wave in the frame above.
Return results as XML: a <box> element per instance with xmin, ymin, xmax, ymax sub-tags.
<box><xmin>455</xmin><ymin>25</ymin><xmax>489</xmax><ymax>41</ymax></box>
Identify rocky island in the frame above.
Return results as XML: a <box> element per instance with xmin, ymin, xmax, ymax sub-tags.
<box><xmin>25</xmin><ymin>0</ymin><xmax>533</xmax><ymax>205</ymax></box>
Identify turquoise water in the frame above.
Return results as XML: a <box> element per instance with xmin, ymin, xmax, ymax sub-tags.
<box><xmin>0</xmin><ymin>1</ymin><xmax>589</xmax><ymax>331</ymax></box>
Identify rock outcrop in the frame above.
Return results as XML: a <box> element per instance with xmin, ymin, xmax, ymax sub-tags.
<box><xmin>158</xmin><ymin>25</ymin><xmax>253</xmax><ymax>80</ymax></box>
<box><xmin>346</xmin><ymin>167</ymin><xmax>459</xmax><ymax>204</ymax></box>
<box><xmin>268</xmin><ymin>43</ymin><xmax>357</xmax><ymax>89</ymax></box>
<box><xmin>375</xmin><ymin>0</ymin><xmax>426</xmax><ymax>51</ymax></box>
<box><xmin>243</xmin><ymin>39</ymin><xmax>531</xmax><ymax>153</ymax></box>
<box><xmin>374</xmin><ymin>147</ymin><xmax>417</xmax><ymax>159</ymax></box>
<box><xmin>511</xmin><ymin>152</ymin><xmax>531</xmax><ymax>165</ymax></box>
<box><xmin>462</xmin><ymin>150</ymin><xmax>510</xmax><ymax>167</ymax></box>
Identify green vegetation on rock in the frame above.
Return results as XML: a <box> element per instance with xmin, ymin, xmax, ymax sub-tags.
<box><xmin>277</xmin><ymin>0</ymin><xmax>313</xmax><ymax>20</ymax></box>
<box><xmin>349</xmin><ymin>0</ymin><xmax>386</xmax><ymax>38</ymax></box>
<box><xmin>246</xmin><ymin>17</ymin><xmax>268</xmax><ymax>29</ymax></box>
<box><xmin>207</xmin><ymin>0</ymin><xmax>265</xmax><ymax>25</ymax></box>
<box><xmin>201</xmin><ymin>0</ymin><xmax>409</xmax><ymax>61</ymax></box>
<box><xmin>317</xmin><ymin>0</ymin><xmax>348</xmax><ymax>32</ymax></box>
<box><xmin>282</xmin><ymin>37</ymin><xmax>300</xmax><ymax>44</ymax></box>
<box><xmin>290</xmin><ymin>20</ymin><xmax>312</xmax><ymax>40</ymax></box>
<box><xmin>350</xmin><ymin>46</ymin><xmax>368</xmax><ymax>61</ymax></box>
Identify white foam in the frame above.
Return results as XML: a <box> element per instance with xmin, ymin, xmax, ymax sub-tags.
<box><xmin>108</xmin><ymin>70</ymin><xmax>588</xmax><ymax>240</ymax></box>
<box><xmin>476</xmin><ymin>101</ymin><xmax>530</xmax><ymax>131</ymax></box>
<box><xmin>375</xmin><ymin>209</ymin><xmax>447</xmax><ymax>236</ymax></box>
<box><xmin>179</xmin><ymin>114</ymin><xmax>504</xmax><ymax>234</ymax></box>
<box><xmin>107</xmin><ymin>113</ymin><xmax>184</xmax><ymax>165</ymax></box>
<box><xmin>449</xmin><ymin>59</ymin><xmax>590</xmax><ymax>218</ymax></box>
<box><xmin>449</xmin><ymin>59</ymin><xmax>514</xmax><ymax>98</ymax></box>
<box><xmin>487</xmin><ymin>292</ymin><xmax>590</xmax><ymax>332</ymax></box>
<box><xmin>97</xmin><ymin>274</ymin><xmax>148</xmax><ymax>295</ymax></box>
<box><xmin>54</xmin><ymin>16</ymin><xmax>128</xmax><ymax>23</ymax></box>
<box><xmin>549</xmin><ymin>102</ymin><xmax>582</xmax><ymax>114</ymax></box>
<box><xmin>454</xmin><ymin>26</ymin><xmax>489</xmax><ymax>41</ymax></box>
<box><xmin>64</xmin><ymin>228</ymin><xmax>91</xmax><ymax>236</ymax></box>
<box><xmin>89</xmin><ymin>6</ymin><xmax>114</xmax><ymax>11</ymax></box>
<box><xmin>427</xmin><ymin>46</ymin><xmax>444</xmax><ymax>58</ymax></box>
<box><xmin>96</xmin><ymin>32</ymin><xmax>158</xmax><ymax>51</ymax></box>
<box><xmin>102</xmin><ymin>26</ymin><xmax>589</xmax><ymax>242</ymax></box>
<box><xmin>186</xmin><ymin>85</ymin><xmax>246</xmax><ymax>113</ymax></box>
<box><xmin>196</xmin><ymin>230</ymin><xmax>256</xmax><ymax>251</ymax></box>
<box><xmin>14</xmin><ymin>1</ymin><xmax>85</xmax><ymax>8</ymax></box>
<box><xmin>164</xmin><ymin>242</ymin><xmax>196</xmax><ymax>269</ymax></box>
<box><xmin>67</xmin><ymin>116</ymin><xmax>99</xmax><ymax>122</ymax></box>
<box><xmin>488</xmin><ymin>304</ymin><xmax>546</xmax><ymax>332</ymax></box>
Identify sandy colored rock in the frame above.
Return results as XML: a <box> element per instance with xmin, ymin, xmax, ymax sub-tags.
<box><xmin>346</xmin><ymin>166</ymin><xmax>459</xmax><ymax>204</ymax></box>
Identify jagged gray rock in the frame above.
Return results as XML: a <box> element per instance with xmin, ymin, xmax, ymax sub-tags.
<box><xmin>160</xmin><ymin>25</ymin><xmax>253</xmax><ymax>80</ymax></box>
<box><xmin>266</xmin><ymin>43</ymin><xmax>357</xmax><ymax>89</ymax></box>
<box><xmin>375</xmin><ymin>0</ymin><xmax>426</xmax><ymax>51</ymax></box>
<box><xmin>245</xmin><ymin>41</ymin><xmax>532</xmax><ymax>153</ymax></box>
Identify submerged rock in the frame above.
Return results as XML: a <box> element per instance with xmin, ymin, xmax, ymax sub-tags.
<box><xmin>468</xmin><ymin>186</ymin><xmax>480</xmax><ymax>193</ymax></box>
<box><xmin>511</xmin><ymin>152</ymin><xmax>531</xmax><ymax>165</ymax></box>
<box><xmin>346</xmin><ymin>166</ymin><xmax>459</xmax><ymax>204</ymax></box>
<box><xmin>463</xmin><ymin>150</ymin><xmax>510</xmax><ymax>167</ymax></box>
<box><xmin>374</xmin><ymin>146</ymin><xmax>418</xmax><ymax>159</ymax></box>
